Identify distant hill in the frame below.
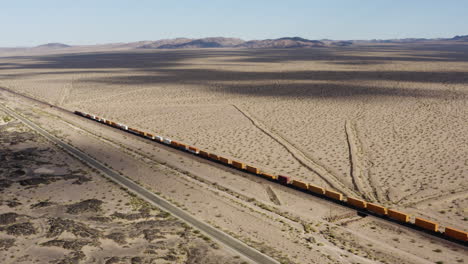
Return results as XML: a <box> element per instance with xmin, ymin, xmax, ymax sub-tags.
<box><xmin>35</xmin><ymin>43</ymin><xmax>71</xmax><ymax>49</ymax></box>
<box><xmin>450</xmin><ymin>35</ymin><xmax>468</xmax><ymax>41</ymax></box>
<box><xmin>238</xmin><ymin>37</ymin><xmax>325</xmax><ymax>48</ymax></box>
<box><xmin>138</xmin><ymin>37</ymin><xmax>244</xmax><ymax>49</ymax></box>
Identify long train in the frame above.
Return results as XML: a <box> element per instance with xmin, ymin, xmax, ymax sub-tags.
<box><xmin>74</xmin><ymin>110</ymin><xmax>468</xmax><ymax>244</ymax></box>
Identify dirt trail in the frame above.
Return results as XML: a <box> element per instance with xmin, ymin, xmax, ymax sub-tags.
<box><xmin>232</xmin><ymin>104</ymin><xmax>359</xmax><ymax>197</ymax></box>
<box><xmin>265</xmin><ymin>186</ymin><xmax>281</xmax><ymax>206</ymax></box>
<box><xmin>344</xmin><ymin>120</ymin><xmax>381</xmax><ymax>202</ymax></box>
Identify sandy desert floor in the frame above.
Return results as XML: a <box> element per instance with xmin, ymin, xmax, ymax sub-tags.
<box><xmin>0</xmin><ymin>109</ymin><xmax>245</xmax><ymax>264</ymax></box>
<box><xmin>0</xmin><ymin>43</ymin><xmax>467</xmax><ymax>263</ymax></box>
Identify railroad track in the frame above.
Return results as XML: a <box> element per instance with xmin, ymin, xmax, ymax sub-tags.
<box><xmin>0</xmin><ymin>103</ymin><xmax>280</xmax><ymax>264</ymax></box>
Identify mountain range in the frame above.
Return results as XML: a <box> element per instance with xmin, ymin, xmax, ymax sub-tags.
<box><xmin>2</xmin><ymin>35</ymin><xmax>468</xmax><ymax>52</ymax></box>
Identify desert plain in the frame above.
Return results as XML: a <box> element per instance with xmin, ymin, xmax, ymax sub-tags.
<box><xmin>0</xmin><ymin>43</ymin><xmax>467</xmax><ymax>263</ymax></box>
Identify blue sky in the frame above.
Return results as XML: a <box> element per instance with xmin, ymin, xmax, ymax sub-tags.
<box><xmin>1</xmin><ymin>0</ymin><xmax>467</xmax><ymax>47</ymax></box>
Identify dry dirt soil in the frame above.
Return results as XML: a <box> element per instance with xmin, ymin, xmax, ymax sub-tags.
<box><xmin>0</xmin><ymin>43</ymin><xmax>467</xmax><ymax>263</ymax></box>
<box><xmin>0</xmin><ymin>111</ymin><xmax>245</xmax><ymax>264</ymax></box>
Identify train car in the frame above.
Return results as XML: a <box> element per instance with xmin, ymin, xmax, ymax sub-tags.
<box><xmin>291</xmin><ymin>180</ymin><xmax>308</xmax><ymax>191</ymax></box>
<box><xmin>170</xmin><ymin>140</ymin><xmax>180</xmax><ymax>147</ymax></box>
<box><xmin>232</xmin><ymin>160</ymin><xmax>246</xmax><ymax>170</ymax></box>
<box><xmin>74</xmin><ymin>111</ymin><xmax>84</xmax><ymax>116</ymax></box>
<box><xmin>387</xmin><ymin>209</ymin><xmax>409</xmax><ymax>223</ymax></box>
<box><xmin>163</xmin><ymin>138</ymin><xmax>172</xmax><ymax>145</ymax></box>
<box><xmin>260</xmin><ymin>172</ymin><xmax>276</xmax><ymax>180</ymax></box>
<box><xmin>324</xmin><ymin>189</ymin><xmax>343</xmax><ymax>201</ymax></box>
<box><xmin>146</xmin><ymin>133</ymin><xmax>155</xmax><ymax>140</ymax></box>
<box><xmin>218</xmin><ymin>156</ymin><xmax>231</xmax><ymax>165</ymax></box>
<box><xmin>308</xmin><ymin>184</ymin><xmax>325</xmax><ymax>195</ymax></box>
<box><xmin>177</xmin><ymin>143</ymin><xmax>188</xmax><ymax>150</ymax></box>
<box><xmin>246</xmin><ymin>165</ymin><xmax>260</xmax><ymax>174</ymax></box>
<box><xmin>155</xmin><ymin>136</ymin><xmax>163</xmax><ymax>142</ymax></box>
<box><xmin>415</xmin><ymin>217</ymin><xmax>439</xmax><ymax>232</ymax></box>
<box><xmin>444</xmin><ymin>227</ymin><xmax>468</xmax><ymax>242</ymax></box>
<box><xmin>367</xmin><ymin>203</ymin><xmax>388</xmax><ymax>216</ymax></box>
<box><xmin>209</xmin><ymin>153</ymin><xmax>220</xmax><ymax>161</ymax></box>
<box><xmin>199</xmin><ymin>150</ymin><xmax>209</xmax><ymax>158</ymax></box>
<box><xmin>100</xmin><ymin>118</ymin><xmax>106</xmax><ymax>123</ymax></box>
<box><xmin>277</xmin><ymin>175</ymin><xmax>290</xmax><ymax>185</ymax></box>
<box><xmin>188</xmin><ymin>146</ymin><xmax>199</xmax><ymax>154</ymax></box>
<box><xmin>346</xmin><ymin>197</ymin><xmax>367</xmax><ymax>209</ymax></box>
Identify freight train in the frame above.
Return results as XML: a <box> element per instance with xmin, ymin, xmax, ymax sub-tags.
<box><xmin>74</xmin><ymin>110</ymin><xmax>468</xmax><ymax>244</ymax></box>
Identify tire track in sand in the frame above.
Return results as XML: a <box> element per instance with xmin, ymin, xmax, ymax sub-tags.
<box><xmin>232</xmin><ymin>104</ymin><xmax>359</xmax><ymax>197</ymax></box>
<box><xmin>344</xmin><ymin>120</ymin><xmax>381</xmax><ymax>202</ymax></box>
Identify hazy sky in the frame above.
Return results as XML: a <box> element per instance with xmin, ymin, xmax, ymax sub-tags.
<box><xmin>2</xmin><ymin>0</ymin><xmax>467</xmax><ymax>47</ymax></box>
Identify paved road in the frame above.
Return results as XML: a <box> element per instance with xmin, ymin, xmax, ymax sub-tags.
<box><xmin>0</xmin><ymin>104</ymin><xmax>280</xmax><ymax>264</ymax></box>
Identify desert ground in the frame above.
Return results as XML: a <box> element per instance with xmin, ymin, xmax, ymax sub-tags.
<box><xmin>0</xmin><ymin>108</ymin><xmax>247</xmax><ymax>263</ymax></box>
<box><xmin>0</xmin><ymin>43</ymin><xmax>467</xmax><ymax>263</ymax></box>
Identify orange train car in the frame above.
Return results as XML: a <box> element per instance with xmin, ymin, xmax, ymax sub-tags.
<box><xmin>444</xmin><ymin>227</ymin><xmax>468</xmax><ymax>242</ymax></box>
<box><xmin>260</xmin><ymin>172</ymin><xmax>276</xmax><ymax>180</ymax></box>
<box><xmin>415</xmin><ymin>217</ymin><xmax>439</xmax><ymax>232</ymax></box>
<box><xmin>387</xmin><ymin>209</ymin><xmax>409</xmax><ymax>223</ymax></box>
<box><xmin>209</xmin><ymin>153</ymin><xmax>220</xmax><ymax>161</ymax></box>
<box><xmin>170</xmin><ymin>140</ymin><xmax>180</xmax><ymax>148</ymax></box>
<box><xmin>324</xmin><ymin>189</ymin><xmax>343</xmax><ymax>201</ymax></box>
<box><xmin>232</xmin><ymin>160</ymin><xmax>246</xmax><ymax>170</ymax></box>
<box><xmin>367</xmin><ymin>203</ymin><xmax>387</xmax><ymax>215</ymax></box>
<box><xmin>246</xmin><ymin>165</ymin><xmax>260</xmax><ymax>174</ymax></box>
<box><xmin>277</xmin><ymin>175</ymin><xmax>290</xmax><ymax>185</ymax></box>
<box><xmin>178</xmin><ymin>143</ymin><xmax>187</xmax><ymax>150</ymax></box>
<box><xmin>291</xmin><ymin>180</ymin><xmax>308</xmax><ymax>191</ymax></box>
<box><xmin>199</xmin><ymin>150</ymin><xmax>209</xmax><ymax>158</ymax></box>
<box><xmin>346</xmin><ymin>197</ymin><xmax>367</xmax><ymax>209</ymax></box>
<box><xmin>188</xmin><ymin>146</ymin><xmax>199</xmax><ymax>154</ymax></box>
<box><xmin>308</xmin><ymin>184</ymin><xmax>325</xmax><ymax>195</ymax></box>
<box><xmin>146</xmin><ymin>133</ymin><xmax>154</xmax><ymax>139</ymax></box>
<box><xmin>218</xmin><ymin>156</ymin><xmax>231</xmax><ymax>165</ymax></box>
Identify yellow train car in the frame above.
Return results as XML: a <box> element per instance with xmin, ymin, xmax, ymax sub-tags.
<box><xmin>415</xmin><ymin>217</ymin><xmax>439</xmax><ymax>232</ymax></box>
<box><xmin>246</xmin><ymin>165</ymin><xmax>260</xmax><ymax>174</ymax></box>
<box><xmin>308</xmin><ymin>184</ymin><xmax>325</xmax><ymax>195</ymax></box>
<box><xmin>444</xmin><ymin>227</ymin><xmax>468</xmax><ymax>242</ymax></box>
<box><xmin>367</xmin><ymin>203</ymin><xmax>388</xmax><ymax>215</ymax></box>
<box><xmin>291</xmin><ymin>180</ymin><xmax>308</xmax><ymax>191</ymax></box>
<box><xmin>387</xmin><ymin>209</ymin><xmax>410</xmax><ymax>223</ymax></box>
<box><xmin>346</xmin><ymin>197</ymin><xmax>367</xmax><ymax>209</ymax></box>
<box><xmin>232</xmin><ymin>160</ymin><xmax>246</xmax><ymax>170</ymax></box>
<box><xmin>218</xmin><ymin>156</ymin><xmax>231</xmax><ymax>165</ymax></box>
<box><xmin>324</xmin><ymin>190</ymin><xmax>343</xmax><ymax>201</ymax></box>
<box><xmin>260</xmin><ymin>172</ymin><xmax>276</xmax><ymax>180</ymax></box>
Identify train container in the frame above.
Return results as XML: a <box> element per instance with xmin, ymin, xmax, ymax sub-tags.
<box><xmin>163</xmin><ymin>138</ymin><xmax>172</xmax><ymax>145</ymax></box>
<box><xmin>387</xmin><ymin>209</ymin><xmax>409</xmax><ymax>223</ymax></box>
<box><xmin>246</xmin><ymin>165</ymin><xmax>260</xmax><ymax>174</ymax></box>
<box><xmin>155</xmin><ymin>136</ymin><xmax>163</xmax><ymax>142</ymax></box>
<box><xmin>91</xmin><ymin>115</ymin><xmax>96</xmax><ymax>119</ymax></box>
<box><xmin>74</xmin><ymin>111</ymin><xmax>82</xmax><ymax>116</ymax></box>
<box><xmin>188</xmin><ymin>146</ymin><xmax>199</xmax><ymax>154</ymax></box>
<box><xmin>367</xmin><ymin>203</ymin><xmax>387</xmax><ymax>215</ymax></box>
<box><xmin>85</xmin><ymin>114</ymin><xmax>91</xmax><ymax>118</ymax></box>
<box><xmin>171</xmin><ymin>141</ymin><xmax>180</xmax><ymax>147</ymax></box>
<box><xmin>291</xmin><ymin>180</ymin><xmax>308</xmax><ymax>191</ymax></box>
<box><xmin>100</xmin><ymin>118</ymin><xmax>106</xmax><ymax>123</ymax></box>
<box><xmin>110</xmin><ymin>122</ymin><xmax>118</xmax><ymax>127</ymax></box>
<box><xmin>138</xmin><ymin>131</ymin><xmax>146</xmax><ymax>137</ymax></box>
<box><xmin>199</xmin><ymin>150</ymin><xmax>209</xmax><ymax>158</ymax></box>
<box><xmin>260</xmin><ymin>172</ymin><xmax>276</xmax><ymax>180</ymax></box>
<box><xmin>219</xmin><ymin>156</ymin><xmax>231</xmax><ymax>164</ymax></box>
<box><xmin>277</xmin><ymin>175</ymin><xmax>291</xmax><ymax>185</ymax></box>
<box><xmin>324</xmin><ymin>189</ymin><xmax>343</xmax><ymax>201</ymax></box>
<box><xmin>105</xmin><ymin>120</ymin><xmax>112</xmax><ymax>125</ymax></box>
<box><xmin>209</xmin><ymin>153</ymin><xmax>219</xmax><ymax>161</ymax></box>
<box><xmin>308</xmin><ymin>184</ymin><xmax>325</xmax><ymax>195</ymax></box>
<box><xmin>232</xmin><ymin>160</ymin><xmax>246</xmax><ymax>170</ymax></box>
<box><xmin>178</xmin><ymin>143</ymin><xmax>187</xmax><ymax>150</ymax></box>
<box><xmin>121</xmin><ymin>125</ymin><xmax>128</xmax><ymax>130</ymax></box>
<box><xmin>146</xmin><ymin>133</ymin><xmax>155</xmax><ymax>140</ymax></box>
<box><xmin>346</xmin><ymin>197</ymin><xmax>367</xmax><ymax>209</ymax></box>
<box><xmin>444</xmin><ymin>227</ymin><xmax>468</xmax><ymax>242</ymax></box>
<box><xmin>415</xmin><ymin>217</ymin><xmax>439</xmax><ymax>232</ymax></box>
